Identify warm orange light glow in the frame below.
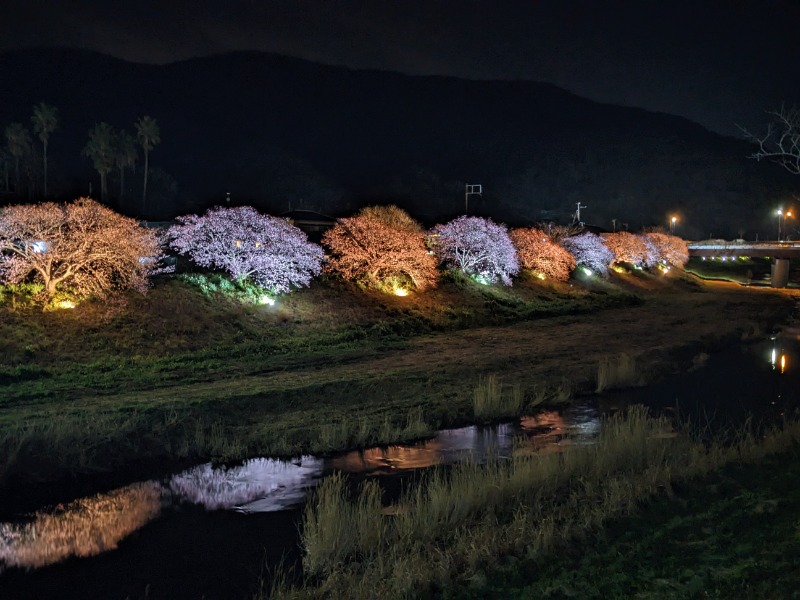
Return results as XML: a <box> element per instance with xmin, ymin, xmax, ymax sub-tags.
<box><xmin>55</xmin><ymin>300</ymin><xmax>76</xmax><ymax>309</ymax></box>
<box><xmin>394</xmin><ymin>287</ymin><xmax>408</xmax><ymax>296</ymax></box>
<box><xmin>781</xmin><ymin>354</ymin><xmax>787</xmax><ymax>373</ymax></box>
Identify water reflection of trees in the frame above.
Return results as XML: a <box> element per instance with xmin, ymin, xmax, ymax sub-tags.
<box><xmin>169</xmin><ymin>457</ymin><xmax>323</xmax><ymax>512</ymax></box>
<box><xmin>0</xmin><ymin>482</ymin><xmax>162</xmax><ymax>570</ymax></box>
<box><xmin>329</xmin><ymin>425</ymin><xmax>518</xmax><ymax>473</ymax></box>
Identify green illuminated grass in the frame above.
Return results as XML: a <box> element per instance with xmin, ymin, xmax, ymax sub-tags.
<box><xmin>0</xmin><ymin>272</ymin><xmax>794</xmax><ymax>487</ymax></box>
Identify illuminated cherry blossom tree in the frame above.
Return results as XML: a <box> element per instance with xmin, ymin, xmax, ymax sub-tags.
<box><xmin>0</xmin><ymin>197</ymin><xmax>161</xmax><ymax>297</ymax></box>
<box><xmin>167</xmin><ymin>205</ymin><xmax>323</xmax><ymax>294</ymax></box>
<box><xmin>510</xmin><ymin>227</ymin><xmax>576</xmax><ymax>282</ymax></box>
<box><xmin>322</xmin><ymin>205</ymin><xmax>438</xmax><ymax>291</ymax></box>
<box><xmin>644</xmin><ymin>232</ymin><xmax>689</xmax><ymax>268</ymax></box>
<box><xmin>601</xmin><ymin>232</ymin><xmax>652</xmax><ymax>267</ymax></box>
<box><xmin>431</xmin><ymin>216</ymin><xmax>519</xmax><ymax>285</ymax></box>
<box><xmin>559</xmin><ymin>232</ymin><xmax>614</xmax><ymax>277</ymax></box>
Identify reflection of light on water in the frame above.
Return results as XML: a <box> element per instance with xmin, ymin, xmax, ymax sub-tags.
<box><xmin>169</xmin><ymin>456</ymin><xmax>324</xmax><ymax>512</ymax></box>
<box><xmin>0</xmin><ymin>482</ymin><xmax>162</xmax><ymax>570</ymax></box>
<box><xmin>330</xmin><ymin>408</ymin><xmax>601</xmax><ymax>474</ymax></box>
<box><xmin>769</xmin><ymin>338</ymin><xmax>790</xmax><ymax>374</ymax></box>
<box><xmin>519</xmin><ymin>406</ymin><xmax>601</xmax><ymax>447</ymax></box>
<box><xmin>329</xmin><ymin>424</ymin><xmax>519</xmax><ymax>474</ymax></box>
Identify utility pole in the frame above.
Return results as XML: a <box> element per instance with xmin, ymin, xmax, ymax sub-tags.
<box><xmin>611</xmin><ymin>218</ymin><xmax>617</xmax><ymax>232</ymax></box>
<box><xmin>572</xmin><ymin>202</ymin><xmax>587</xmax><ymax>226</ymax></box>
<box><xmin>465</xmin><ymin>184</ymin><xmax>482</xmax><ymax>214</ymax></box>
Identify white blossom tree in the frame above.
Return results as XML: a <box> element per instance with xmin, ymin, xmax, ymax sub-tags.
<box><xmin>431</xmin><ymin>216</ymin><xmax>519</xmax><ymax>285</ymax></box>
<box><xmin>559</xmin><ymin>232</ymin><xmax>614</xmax><ymax>277</ymax></box>
<box><xmin>167</xmin><ymin>206</ymin><xmax>324</xmax><ymax>294</ymax></box>
<box><xmin>0</xmin><ymin>197</ymin><xmax>161</xmax><ymax>297</ymax></box>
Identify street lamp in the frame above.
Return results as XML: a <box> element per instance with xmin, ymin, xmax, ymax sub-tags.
<box><xmin>777</xmin><ymin>209</ymin><xmax>791</xmax><ymax>241</ymax></box>
<box><xmin>669</xmin><ymin>216</ymin><xmax>677</xmax><ymax>234</ymax></box>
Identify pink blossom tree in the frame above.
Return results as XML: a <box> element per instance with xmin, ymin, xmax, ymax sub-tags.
<box><xmin>559</xmin><ymin>232</ymin><xmax>614</xmax><ymax>277</ymax></box>
<box><xmin>431</xmin><ymin>216</ymin><xmax>519</xmax><ymax>285</ymax></box>
<box><xmin>510</xmin><ymin>227</ymin><xmax>576</xmax><ymax>282</ymax></box>
<box><xmin>644</xmin><ymin>232</ymin><xmax>689</xmax><ymax>268</ymax></box>
<box><xmin>322</xmin><ymin>205</ymin><xmax>439</xmax><ymax>292</ymax></box>
<box><xmin>601</xmin><ymin>232</ymin><xmax>652</xmax><ymax>267</ymax></box>
<box><xmin>167</xmin><ymin>206</ymin><xmax>323</xmax><ymax>294</ymax></box>
<box><xmin>0</xmin><ymin>197</ymin><xmax>161</xmax><ymax>297</ymax></box>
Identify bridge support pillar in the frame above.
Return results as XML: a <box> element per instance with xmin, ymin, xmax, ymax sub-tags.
<box><xmin>771</xmin><ymin>258</ymin><xmax>790</xmax><ymax>288</ymax></box>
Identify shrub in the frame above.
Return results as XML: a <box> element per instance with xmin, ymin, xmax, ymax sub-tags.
<box><xmin>431</xmin><ymin>216</ymin><xmax>519</xmax><ymax>285</ymax></box>
<box><xmin>322</xmin><ymin>205</ymin><xmax>438</xmax><ymax>292</ymax></box>
<box><xmin>510</xmin><ymin>227</ymin><xmax>576</xmax><ymax>282</ymax></box>
<box><xmin>167</xmin><ymin>206</ymin><xmax>324</xmax><ymax>294</ymax></box>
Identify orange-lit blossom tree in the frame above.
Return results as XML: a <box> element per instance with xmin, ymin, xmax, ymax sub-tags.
<box><xmin>0</xmin><ymin>197</ymin><xmax>161</xmax><ymax>297</ymax></box>
<box><xmin>322</xmin><ymin>205</ymin><xmax>438</xmax><ymax>292</ymax></box>
<box><xmin>510</xmin><ymin>227</ymin><xmax>576</xmax><ymax>282</ymax></box>
<box><xmin>644</xmin><ymin>232</ymin><xmax>689</xmax><ymax>268</ymax></box>
<box><xmin>600</xmin><ymin>231</ymin><xmax>653</xmax><ymax>267</ymax></box>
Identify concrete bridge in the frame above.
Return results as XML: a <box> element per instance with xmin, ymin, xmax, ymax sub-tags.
<box><xmin>687</xmin><ymin>240</ymin><xmax>800</xmax><ymax>287</ymax></box>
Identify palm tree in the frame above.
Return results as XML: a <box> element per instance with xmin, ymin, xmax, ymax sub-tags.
<box><xmin>114</xmin><ymin>130</ymin><xmax>138</xmax><ymax>204</ymax></box>
<box><xmin>0</xmin><ymin>148</ymin><xmax>11</xmax><ymax>192</ymax></box>
<box><xmin>135</xmin><ymin>116</ymin><xmax>160</xmax><ymax>215</ymax></box>
<box><xmin>4</xmin><ymin>122</ymin><xmax>32</xmax><ymax>193</ymax></box>
<box><xmin>82</xmin><ymin>122</ymin><xmax>116</xmax><ymax>203</ymax></box>
<box><xmin>31</xmin><ymin>102</ymin><xmax>58</xmax><ymax>197</ymax></box>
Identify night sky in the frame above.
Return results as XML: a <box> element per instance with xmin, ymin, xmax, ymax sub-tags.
<box><xmin>3</xmin><ymin>0</ymin><xmax>799</xmax><ymax>136</ymax></box>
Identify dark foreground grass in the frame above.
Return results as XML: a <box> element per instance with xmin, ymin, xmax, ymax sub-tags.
<box><xmin>459</xmin><ymin>444</ymin><xmax>800</xmax><ymax>600</ymax></box>
<box><xmin>268</xmin><ymin>410</ymin><xmax>800</xmax><ymax>600</ymax></box>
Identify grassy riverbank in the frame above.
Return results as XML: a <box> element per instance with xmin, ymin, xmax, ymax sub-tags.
<box><xmin>470</xmin><ymin>444</ymin><xmax>800</xmax><ymax>599</ymax></box>
<box><xmin>0</xmin><ymin>270</ymin><xmax>796</xmax><ymax>490</ymax></box>
<box><xmin>270</xmin><ymin>410</ymin><xmax>800</xmax><ymax>599</ymax></box>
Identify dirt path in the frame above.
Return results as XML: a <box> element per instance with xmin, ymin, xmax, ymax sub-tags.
<box><xmin>88</xmin><ymin>281</ymin><xmax>797</xmax><ymax>410</ymax></box>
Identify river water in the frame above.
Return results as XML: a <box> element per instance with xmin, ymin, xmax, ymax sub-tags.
<box><xmin>1</xmin><ymin>333</ymin><xmax>799</xmax><ymax>600</ymax></box>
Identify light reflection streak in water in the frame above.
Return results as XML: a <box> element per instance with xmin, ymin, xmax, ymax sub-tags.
<box><xmin>169</xmin><ymin>456</ymin><xmax>324</xmax><ymax>512</ymax></box>
<box><xmin>0</xmin><ymin>406</ymin><xmax>602</xmax><ymax>569</ymax></box>
<box><xmin>0</xmin><ymin>482</ymin><xmax>162</xmax><ymax>571</ymax></box>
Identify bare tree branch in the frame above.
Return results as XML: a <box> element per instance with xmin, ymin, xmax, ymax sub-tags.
<box><xmin>739</xmin><ymin>105</ymin><xmax>800</xmax><ymax>175</ymax></box>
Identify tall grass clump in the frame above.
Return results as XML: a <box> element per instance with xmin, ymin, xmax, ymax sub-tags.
<box><xmin>472</xmin><ymin>375</ymin><xmax>523</xmax><ymax>421</ymax></box>
<box><xmin>595</xmin><ymin>351</ymin><xmax>638</xmax><ymax>392</ymax></box>
<box><xmin>313</xmin><ymin>409</ymin><xmax>433</xmax><ymax>454</ymax></box>
<box><xmin>276</xmin><ymin>407</ymin><xmax>800</xmax><ymax>599</ymax></box>
<box><xmin>302</xmin><ymin>473</ymin><xmax>386</xmax><ymax>577</ymax></box>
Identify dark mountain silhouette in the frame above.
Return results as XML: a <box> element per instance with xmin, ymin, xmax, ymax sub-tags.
<box><xmin>1</xmin><ymin>48</ymin><xmax>797</xmax><ymax>238</ymax></box>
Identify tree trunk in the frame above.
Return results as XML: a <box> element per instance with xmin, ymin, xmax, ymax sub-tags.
<box><xmin>142</xmin><ymin>148</ymin><xmax>149</xmax><ymax>216</ymax></box>
<box><xmin>43</xmin><ymin>139</ymin><xmax>48</xmax><ymax>197</ymax></box>
<box><xmin>100</xmin><ymin>171</ymin><xmax>107</xmax><ymax>203</ymax></box>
